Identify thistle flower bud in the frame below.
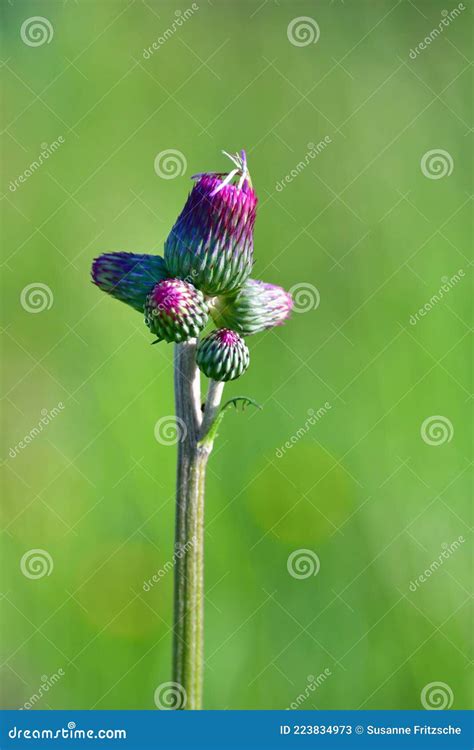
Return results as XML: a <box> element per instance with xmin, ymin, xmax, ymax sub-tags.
<box><xmin>196</xmin><ymin>329</ymin><xmax>249</xmax><ymax>382</ymax></box>
<box><xmin>164</xmin><ymin>151</ymin><xmax>257</xmax><ymax>296</ymax></box>
<box><xmin>145</xmin><ymin>279</ymin><xmax>209</xmax><ymax>343</ymax></box>
<box><xmin>211</xmin><ymin>279</ymin><xmax>293</xmax><ymax>336</ymax></box>
<box><xmin>91</xmin><ymin>252</ymin><xmax>168</xmax><ymax>312</ymax></box>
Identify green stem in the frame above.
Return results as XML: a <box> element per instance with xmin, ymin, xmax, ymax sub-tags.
<box><xmin>182</xmin><ymin>442</ymin><xmax>209</xmax><ymax>709</ymax></box>
<box><xmin>172</xmin><ymin>341</ymin><xmax>201</xmax><ymax>697</ymax></box>
<box><xmin>172</xmin><ymin>352</ymin><xmax>224</xmax><ymax>709</ymax></box>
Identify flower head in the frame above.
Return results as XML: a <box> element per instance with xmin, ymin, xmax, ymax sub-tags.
<box><xmin>91</xmin><ymin>252</ymin><xmax>168</xmax><ymax>312</ymax></box>
<box><xmin>90</xmin><ymin>150</ymin><xmax>293</xmax><ymax>381</ymax></box>
<box><xmin>145</xmin><ymin>278</ymin><xmax>209</xmax><ymax>343</ymax></box>
<box><xmin>164</xmin><ymin>151</ymin><xmax>257</xmax><ymax>295</ymax></box>
<box><xmin>211</xmin><ymin>279</ymin><xmax>293</xmax><ymax>336</ymax></box>
<box><xmin>196</xmin><ymin>328</ymin><xmax>250</xmax><ymax>382</ymax></box>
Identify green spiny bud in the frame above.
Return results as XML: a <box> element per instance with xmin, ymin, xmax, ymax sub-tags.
<box><xmin>145</xmin><ymin>279</ymin><xmax>209</xmax><ymax>343</ymax></box>
<box><xmin>210</xmin><ymin>279</ymin><xmax>293</xmax><ymax>336</ymax></box>
<box><xmin>196</xmin><ymin>329</ymin><xmax>249</xmax><ymax>382</ymax></box>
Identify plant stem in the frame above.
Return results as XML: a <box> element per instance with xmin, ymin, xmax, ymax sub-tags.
<box><xmin>172</xmin><ymin>340</ymin><xmax>201</xmax><ymax>695</ymax></box>
<box><xmin>172</xmin><ymin>348</ymin><xmax>224</xmax><ymax>709</ymax></box>
<box><xmin>200</xmin><ymin>380</ymin><xmax>225</xmax><ymax>440</ymax></box>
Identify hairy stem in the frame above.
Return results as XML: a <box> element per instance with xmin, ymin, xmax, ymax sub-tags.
<box><xmin>200</xmin><ymin>380</ymin><xmax>225</xmax><ymax>440</ymax></box>
<box><xmin>172</xmin><ymin>341</ymin><xmax>200</xmax><ymax>695</ymax></box>
<box><xmin>172</xmin><ymin>349</ymin><xmax>225</xmax><ymax>709</ymax></box>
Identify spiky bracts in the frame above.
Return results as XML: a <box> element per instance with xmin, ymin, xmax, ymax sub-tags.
<box><xmin>211</xmin><ymin>279</ymin><xmax>294</xmax><ymax>336</ymax></box>
<box><xmin>91</xmin><ymin>252</ymin><xmax>169</xmax><ymax>312</ymax></box>
<box><xmin>164</xmin><ymin>152</ymin><xmax>257</xmax><ymax>295</ymax></box>
<box><xmin>196</xmin><ymin>329</ymin><xmax>249</xmax><ymax>382</ymax></box>
<box><xmin>145</xmin><ymin>279</ymin><xmax>209</xmax><ymax>343</ymax></box>
<box><xmin>91</xmin><ymin>150</ymin><xmax>293</xmax><ymax>382</ymax></box>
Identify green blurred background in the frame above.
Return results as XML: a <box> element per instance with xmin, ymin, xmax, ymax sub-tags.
<box><xmin>1</xmin><ymin>0</ymin><xmax>472</xmax><ymax>711</ymax></box>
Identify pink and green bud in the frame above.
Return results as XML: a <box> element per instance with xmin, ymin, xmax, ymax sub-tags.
<box><xmin>164</xmin><ymin>151</ymin><xmax>257</xmax><ymax>296</ymax></box>
<box><xmin>196</xmin><ymin>328</ymin><xmax>249</xmax><ymax>382</ymax></box>
<box><xmin>91</xmin><ymin>252</ymin><xmax>168</xmax><ymax>312</ymax></box>
<box><xmin>211</xmin><ymin>279</ymin><xmax>293</xmax><ymax>336</ymax></box>
<box><xmin>145</xmin><ymin>279</ymin><xmax>209</xmax><ymax>343</ymax></box>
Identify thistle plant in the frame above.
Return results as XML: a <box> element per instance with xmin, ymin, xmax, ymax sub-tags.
<box><xmin>91</xmin><ymin>150</ymin><xmax>293</xmax><ymax>710</ymax></box>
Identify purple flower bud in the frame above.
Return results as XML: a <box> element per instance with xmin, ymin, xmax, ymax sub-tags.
<box><xmin>164</xmin><ymin>151</ymin><xmax>257</xmax><ymax>295</ymax></box>
<box><xmin>210</xmin><ymin>279</ymin><xmax>293</xmax><ymax>336</ymax></box>
<box><xmin>91</xmin><ymin>252</ymin><xmax>168</xmax><ymax>312</ymax></box>
<box><xmin>145</xmin><ymin>279</ymin><xmax>209</xmax><ymax>343</ymax></box>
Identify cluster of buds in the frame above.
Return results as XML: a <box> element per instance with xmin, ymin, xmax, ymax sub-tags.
<box><xmin>92</xmin><ymin>150</ymin><xmax>293</xmax><ymax>381</ymax></box>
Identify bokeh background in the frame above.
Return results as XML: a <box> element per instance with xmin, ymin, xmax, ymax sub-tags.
<box><xmin>1</xmin><ymin>0</ymin><xmax>472</xmax><ymax>711</ymax></box>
